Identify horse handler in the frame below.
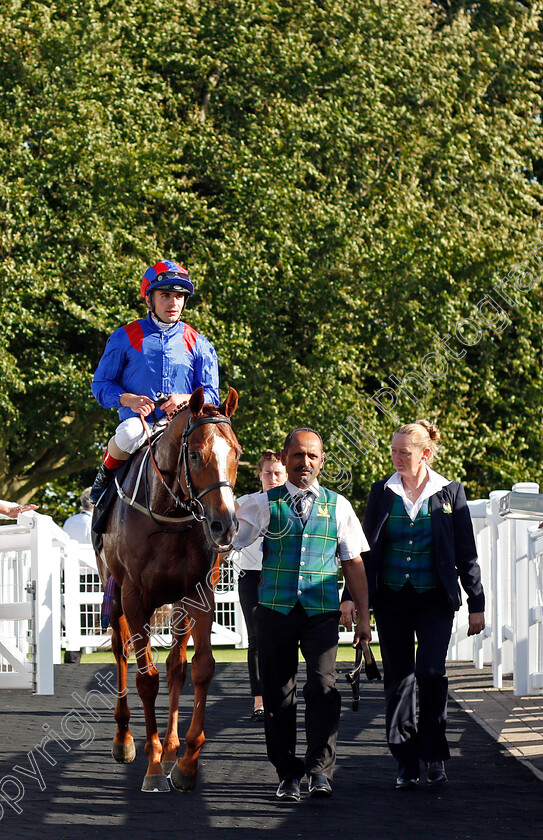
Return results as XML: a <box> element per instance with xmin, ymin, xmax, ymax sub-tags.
<box><xmin>89</xmin><ymin>260</ymin><xmax>220</xmax><ymax>503</ymax></box>
<box><xmin>232</xmin><ymin>427</ymin><xmax>371</xmax><ymax>801</ymax></box>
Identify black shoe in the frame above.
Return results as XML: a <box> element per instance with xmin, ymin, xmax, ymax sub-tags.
<box><xmin>308</xmin><ymin>774</ymin><xmax>332</xmax><ymax>798</ymax></box>
<box><xmin>425</xmin><ymin>761</ymin><xmax>447</xmax><ymax>786</ymax></box>
<box><xmin>250</xmin><ymin>707</ymin><xmax>265</xmax><ymax>721</ymax></box>
<box><xmin>276</xmin><ymin>778</ymin><xmax>301</xmax><ymax>801</ymax></box>
<box><xmin>396</xmin><ymin>764</ymin><xmax>419</xmax><ymax>790</ymax></box>
<box><xmin>89</xmin><ymin>464</ymin><xmax>116</xmax><ymax>504</ymax></box>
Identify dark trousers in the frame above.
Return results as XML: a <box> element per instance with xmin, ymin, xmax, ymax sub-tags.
<box><xmin>373</xmin><ymin>584</ymin><xmax>454</xmax><ymax>768</ymax></box>
<box><xmin>255</xmin><ymin>602</ymin><xmax>341</xmax><ymax>781</ymax></box>
<box><xmin>238</xmin><ymin>570</ymin><xmax>261</xmax><ymax>696</ymax></box>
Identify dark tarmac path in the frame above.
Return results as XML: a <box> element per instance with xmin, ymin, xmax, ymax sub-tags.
<box><xmin>0</xmin><ymin>662</ymin><xmax>539</xmax><ymax>840</ymax></box>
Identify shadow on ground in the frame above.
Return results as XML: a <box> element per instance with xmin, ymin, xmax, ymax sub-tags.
<box><xmin>0</xmin><ymin>663</ymin><xmax>539</xmax><ymax>840</ymax></box>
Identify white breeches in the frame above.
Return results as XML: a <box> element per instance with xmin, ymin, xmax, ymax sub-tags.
<box><xmin>113</xmin><ymin>417</ymin><xmax>167</xmax><ymax>455</ymax></box>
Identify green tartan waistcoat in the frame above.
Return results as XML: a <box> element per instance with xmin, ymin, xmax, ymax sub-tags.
<box><xmin>383</xmin><ymin>495</ymin><xmax>437</xmax><ymax>592</ymax></box>
<box><xmin>260</xmin><ymin>485</ymin><xmax>339</xmax><ymax>616</ymax></box>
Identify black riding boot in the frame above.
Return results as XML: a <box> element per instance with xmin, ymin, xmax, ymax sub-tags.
<box><xmin>89</xmin><ymin>464</ymin><xmax>116</xmax><ymax>505</ymax></box>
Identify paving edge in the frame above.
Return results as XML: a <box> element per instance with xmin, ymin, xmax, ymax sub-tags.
<box><xmin>449</xmin><ymin>688</ymin><xmax>543</xmax><ymax>783</ymax></box>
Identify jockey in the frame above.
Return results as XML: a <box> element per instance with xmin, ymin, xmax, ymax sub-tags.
<box><xmin>89</xmin><ymin>260</ymin><xmax>220</xmax><ymax>504</ymax></box>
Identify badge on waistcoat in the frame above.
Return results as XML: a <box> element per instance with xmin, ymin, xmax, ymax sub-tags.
<box><xmin>317</xmin><ymin>504</ymin><xmax>330</xmax><ymax>517</ymax></box>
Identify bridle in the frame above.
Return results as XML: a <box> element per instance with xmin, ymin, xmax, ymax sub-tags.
<box><xmin>177</xmin><ymin>413</ymin><xmax>236</xmax><ymax>522</ymax></box>
<box><xmin>115</xmin><ymin>409</ymin><xmax>236</xmax><ymax>528</ymax></box>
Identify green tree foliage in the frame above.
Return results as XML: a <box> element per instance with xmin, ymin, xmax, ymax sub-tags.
<box><xmin>0</xmin><ymin>0</ymin><xmax>542</xmax><ymax>520</ymax></box>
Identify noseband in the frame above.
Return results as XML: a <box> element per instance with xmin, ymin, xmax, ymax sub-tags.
<box><xmin>178</xmin><ymin>413</ymin><xmax>236</xmax><ymax>522</ymax></box>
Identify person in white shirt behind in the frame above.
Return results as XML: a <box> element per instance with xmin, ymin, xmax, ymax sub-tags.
<box><xmin>62</xmin><ymin>488</ymin><xmax>93</xmax><ymax>544</ymax></box>
<box><xmin>235</xmin><ymin>450</ymin><xmax>287</xmax><ymax>721</ymax></box>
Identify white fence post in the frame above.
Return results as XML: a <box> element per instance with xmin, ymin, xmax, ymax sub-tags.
<box><xmin>0</xmin><ymin>511</ymin><xmax>62</xmax><ymax>694</ymax></box>
<box><xmin>27</xmin><ymin>512</ymin><xmax>61</xmax><ymax>694</ymax></box>
<box><xmin>449</xmin><ymin>499</ymin><xmax>487</xmax><ymax>663</ymax></box>
<box><xmin>488</xmin><ymin>490</ymin><xmax>512</xmax><ymax>687</ymax></box>
<box><xmin>509</xmin><ymin>482</ymin><xmax>539</xmax><ymax>696</ymax></box>
<box><xmin>526</xmin><ymin>527</ymin><xmax>543</xmax><ymax>693</ymax></box>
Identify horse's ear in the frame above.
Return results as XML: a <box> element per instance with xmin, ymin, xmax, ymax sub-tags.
<box><xmin>220</xmin><ymin>387</ymin><xmax>238</xmax><ymax>418</ymax></box>
<box><xmin>189</xmin><ymin>387</ymin><xmax>205</xmax><ymax>418</ymax></box>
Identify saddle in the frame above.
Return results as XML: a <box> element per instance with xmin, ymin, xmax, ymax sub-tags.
<box><xmin>91</xmin><ymin>458</ymin><xmax>134</xmax><ymax>553</ymax></box>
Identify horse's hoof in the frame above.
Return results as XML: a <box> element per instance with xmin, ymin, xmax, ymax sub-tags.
<box><xmin>161</xmin><ymin>760</ymin><xmax>177</xmax><ymax>776</ymax></box>
<box><xmin>112</xmin><ymin>740</ymin><xmax>136</xmax><ymax>764</ymax></box>
<box><xmin>170</xmin><ymin>762</ymin><xmax>197</xmax><ymax>793</ymax></box>
<box><xmin>141</xmin><ymin>774</ymin><xmax>170</xmax><ymax>793</ymax></box>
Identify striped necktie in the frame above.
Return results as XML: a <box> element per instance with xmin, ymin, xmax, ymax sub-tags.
<box><xmin>294</xmin><ymin>491</ymin><xmax>311</xmax><ymax>525</ymax></box>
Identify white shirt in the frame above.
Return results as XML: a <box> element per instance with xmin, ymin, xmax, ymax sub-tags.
<box><xmin>233</xmin><ymin>492</ymin><xmax>264</xmax><ymax>571</ymax></box>
<box><xmin>385</xmin><ymin>467</ymin><xmax>450</xmax><ymax>521</ymax></box>
<box><xmin>62</xmin><ymin>510</ymin><xmax>93</xmax><ymax>544</ymax></box>
<box><xmin>233</xmin><ymin>479</ymin><xmax>369</xmax><ymax>563</ymax></box>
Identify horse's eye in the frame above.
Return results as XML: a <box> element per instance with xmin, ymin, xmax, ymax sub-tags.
<box><xmin>189</xmin><ymin>451</ymin><xmax>199</xmax><ymax>462</ymax></box>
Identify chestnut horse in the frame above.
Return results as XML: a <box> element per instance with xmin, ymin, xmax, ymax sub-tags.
<box><xmin>94</xmin><ymin>386</ymin><xmax>241</xmax><ymax>793</ymax></box>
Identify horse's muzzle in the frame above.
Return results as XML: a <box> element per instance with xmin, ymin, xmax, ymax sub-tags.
<box><xmin>207</xmin><ymin>513</ymin><xmax>237</xmax><ymax>553</ymax></box>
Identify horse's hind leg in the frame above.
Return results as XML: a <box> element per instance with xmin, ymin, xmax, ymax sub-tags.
<box><xmin>161</xmin><ymin>603</ymin><xmax>190</xmax><ymax>776</ymax></box>
<box><xmin>110</xmin><ymin>610</ymin><xmax>136</xmax><ymax>764</ymax></box>
<box><xmin>170</xmin><ymin>597</ymin><xmax>215</xmax><ymax>793</ymax></box>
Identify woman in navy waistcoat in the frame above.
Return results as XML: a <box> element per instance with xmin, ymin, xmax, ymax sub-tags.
<box><xmin>341</xmin><ymin>420</ymin><xmax>485</xmax><ymax>789</ymax></box>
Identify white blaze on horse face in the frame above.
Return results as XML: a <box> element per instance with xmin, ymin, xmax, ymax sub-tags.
<box><xmin>211</xmin><ymin>434</ymin><xmax>236</xmax><ymax>513</ymax></box>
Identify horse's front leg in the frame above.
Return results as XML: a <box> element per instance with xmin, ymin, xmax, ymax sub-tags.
<box><xmin>161</xmin><ymin>602</ymin><xmax>191</xmax><ymax>777</ymax></box>
<box><xmin>126</xmin><ymin>600</ymin><xmax>170</xmax><ymax>793</ymax></box>
<box><xmin>170</xmin><ymin>591</ymin><xmax>216</xmax><ymax>793</ymax></box>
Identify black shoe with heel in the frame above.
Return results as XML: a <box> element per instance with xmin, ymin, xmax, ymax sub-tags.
<box><xmin>396</xmin><ymin>763</ymin><xmax>419</xmax><ymax>790</ymax></box>
<box><xmin>425</xmin><ymin>761</ymin><xmax>447</xmax><ymax>786</ymax></box>
<box><xmin>276</xmin><ymin>778</ymin><xmax>301</xmax><ymax>801</ymax></box>
<box><xmin>308</xmin><ymin>774</ymin><xmax>332</xmax><ymax>798</ymax></box>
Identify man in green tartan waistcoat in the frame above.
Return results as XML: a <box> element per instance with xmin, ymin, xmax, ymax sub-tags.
<box><xmin>233</xmin><ymin>427</ymin><xmax>371</xmax><ymax>802</ymax></box>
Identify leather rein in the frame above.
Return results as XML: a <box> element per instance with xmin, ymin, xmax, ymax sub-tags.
<box><xmin>115</xmin><ymin>410</ymin><xmax>235</xmax><ymax>527</ymax></box>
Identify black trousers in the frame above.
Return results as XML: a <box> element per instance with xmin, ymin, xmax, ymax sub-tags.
<box><xmin>255</xmin><ymin>602</ymin><xmax>341</xmax><ymax>781</ymax></box>
<box><xmin>373</xmin><ymin>584</ymin><xmax>454</xmax><ymax>768</ymax></box>
<box><xmin>238</xmin><ymin>570</ymin><xmax>261</xmax><ymax>697</ymax></box>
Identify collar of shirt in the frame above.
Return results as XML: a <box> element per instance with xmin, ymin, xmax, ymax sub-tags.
<box><xmin>284</xmin><ymin>479</ymin><xmax>320</xmax><ymax>500</ymax></box>
<box><xmin>150</xmin><ymin>313</ymin><xmax>178</xmax><ymax>332</ymax></box>
<box><xmin>233</xmin><ymin>480</ymin><xmax>321</xmax><ymax>551</ymax></box>
<box><xmin>385</xmin><ymin>467</ymin><xmax>450</xmax><ymax>520</ymax></box>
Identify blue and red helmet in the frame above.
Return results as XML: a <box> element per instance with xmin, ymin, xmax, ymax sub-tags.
<box><xmin>140</xmin><ymin>260</ymin><xmax>194</xmax><ymax>298</ymax></box>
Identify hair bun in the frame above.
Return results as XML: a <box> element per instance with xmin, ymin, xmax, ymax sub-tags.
<box><xmin>416</xmin><ymin>419</ymin><xmax>441</xmax><ymax>443</ymax></box>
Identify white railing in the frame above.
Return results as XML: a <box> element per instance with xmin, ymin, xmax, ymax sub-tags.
<box><xmin>0</xmin><ymin>511</ymin><xmax>62</xmax><ymax>694</ymax></box>
<box><xmin>526</xmin><ymin>527</ymin><xmax>543</xmax><ymax>693</ymax></box>
<box><xmin>62</xmin><ymin>546</ymin><xmax>245</xmax><ymax>652</ymax></box>
<box><xmin>5</xmin><ymin>481</ymin><xmax>543</xmax><ymax>696</ymax></box>
<box><xmin>0</xmin><ymin>512</ymin><xmax>246</xmax><ymax>693</ymax></box>
<box><xmin>62</xmin><ymin>543</ymin><xmax>109</xmax><ymax>653</ymax></box>
<box><xmin>458</xmin><ymin>481</ymin><xmax>543</xmax><ymax>695</ymax></box>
